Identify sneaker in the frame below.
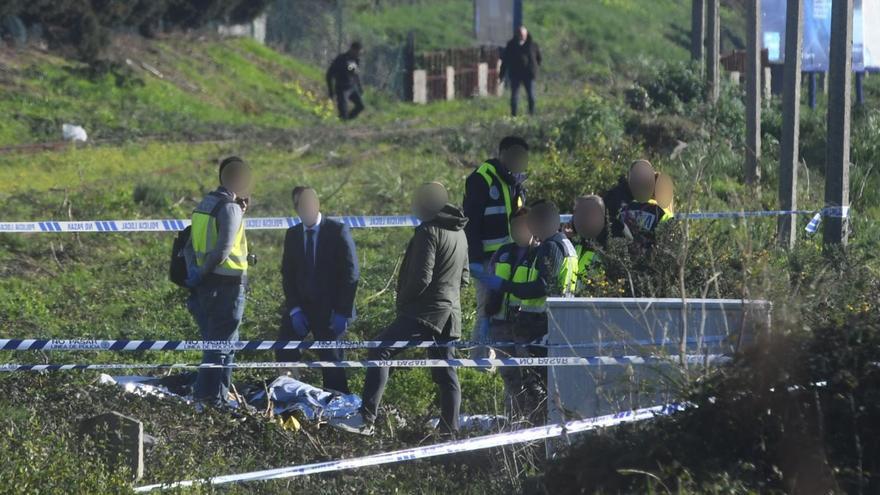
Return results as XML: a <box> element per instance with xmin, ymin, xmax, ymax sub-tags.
<box><xmin>330</xmin><ymin>413</ymin><xmax>375</xmax><ymax>436</ymax></box>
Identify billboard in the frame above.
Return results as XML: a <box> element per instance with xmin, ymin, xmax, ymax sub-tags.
<box><xmin>762</xmin><ymin>0</ymin><xmax>880</xmax><ymax>71</ymax></box>
<box><xmin>474</xmin><ymin>0</ymin><xmax>515</xmax><ymax>46</ymax></box>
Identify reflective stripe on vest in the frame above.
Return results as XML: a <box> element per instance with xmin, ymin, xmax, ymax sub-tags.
<box><xmin>475</xmin><ymin>162</ymin><xmax>522</xmax><ymax>253</ymax></box>
<box><xmin>519</xmin><ymin>239</ymin><xmax>578</xmax><ymax>313</ymax></box>
<box><xmin>191</xmin><ymin>204</ymin><xmax>248</xmax><ymax>276</ymax></box>
<box><xmin>492</xmin><ymin>245</ymin><xmax>532</xmax><ymax>320</ymax></box>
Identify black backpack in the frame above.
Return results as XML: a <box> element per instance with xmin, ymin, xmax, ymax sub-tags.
<box><xmin>170</xmin><ymin>195</ymin><xmax>232</xmax><ymax>288</ymax></box>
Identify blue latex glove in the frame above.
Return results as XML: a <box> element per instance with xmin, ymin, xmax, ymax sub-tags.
<box><xmin>480</xmin><ymin>275</ymin><xmax>505</xmax><ymax>291</ymax></box>
<box><xmin>185</xmin><ymin>267</ymin><xmax>202</xmax><ymax>289</ymax></box>
<box><xmin>469</xmin><ymin>262</ymin><xmax>485</xmax><ymax>278</ymax></box>
<box><xmin>289</xmin><ymin>309</ymin><xmax>309</xmax><ymax>338</ymax></box>
<box><xmin>331</xmin><ymin>313</ymin><xmax>349</xmax><ymax>338</ymax></box>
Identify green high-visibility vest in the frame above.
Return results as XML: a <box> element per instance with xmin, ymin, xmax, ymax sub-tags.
<box><xmin>519</xmin><ymin>238</ymin><xmax>578</xmax><ymax>313</ymax></box>
<box><xmin>191</xmin><ymin>197</ymin><xmax>248</xmax><ymax>276</ymax></box>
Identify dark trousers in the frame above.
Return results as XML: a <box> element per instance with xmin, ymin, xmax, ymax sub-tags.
<box><xmin>191</xmin><ymin>282</ymin><xmax>246</xmax><ymax>405</ymax></box>
<box><xmin>276</xmin><ymin>311</ymin><xmax>350</xmax><ymax>394</ymax></box>
<box><xmin>360</xmin><ymin>316</ymin><xmax>461</xmax><ymax>433</ymax></box>
<box><xmin>336</xmin><ymin>87</ymin><xmax>365</xmax><ymax>120</ymax></box>
<box><xmin>513</xmin><ymin>312</ymin><xmax>548</xmax><ymax>422</ymax></box>
<box><xmin>509</xmin><ymin>76</ymin><xmax>536</xmax><ymax>116</ymax></box>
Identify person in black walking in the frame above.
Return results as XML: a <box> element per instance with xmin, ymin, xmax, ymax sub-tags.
<box><xmin>326</xmin><ymin>42</ymin><xmax>365</xmax><ymax>120</ymax></box>
<box><xmin>500</xmin><ymin>26</ymin><xmax>542</xmax><ymax>116</ymax></box>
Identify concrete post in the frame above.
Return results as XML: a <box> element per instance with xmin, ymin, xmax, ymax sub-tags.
<box><xmin>445</xmin><ymin>66</ymin><xmax>455</xmax><ymax>101</ymax></box>
<box><xmin>412</xmin><ymin>69</ymin><xmax>427</xmax><ymax>104</ymax></box>
<box><xmin>79</xmin><ymin>412</ymin><xmax>145</xmax><ymax>481</ymax></box>
<box><xmin>691</xmin><ymin>0</ymin><xmax>706</xmax><ymax>62</ymax></box>
<box><xmin>729</xmin><ymin>71</ymin><xmax>741</xmax><ymax>85</ymax></box>
<box><xmin>477</xmin><ymin>62</ymin><xmax>489</xmax><ymax>97</ymax></box>
<box><xmin>706</xmin><ymin>0</ymin><xmax>721</xmax><ymax>103</ymax></box>
<box><xmin>778</xmin><ymin>0</ymin><xmax>803</xmax><ymax>249</ymax></box>
<box><xmin>763</xmin><ymin>67</ymin><xmax>773</xmax><ymax>102</ymax></box>
<box><xmin>745</xmin><ymin>0</ymin><xmax>762</xmax><ymax>186</ymax></box>
<box><xmin>824</xmin><ymin>0</ymin><xmax>852</xmax><ymax>248</ymax></box>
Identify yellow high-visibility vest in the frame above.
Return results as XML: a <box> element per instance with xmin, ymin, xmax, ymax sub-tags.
<box><xmin>191</xmin><ymin>197</ymin><xmax>248</xmax><ymax>276</ymax></box>
<box><xmin>492</xmin><ymin>244</ymin><xmax>533</xmax><ymax>320</ymax></box>
<box><xmin>475</xmin><ymin>162</ymin><xmax>524</xmax><ymax>254</ymax></box>
<box><xmin>519</xmin><ymin>238</ymin><xmax>578</xmax><ymax>313</ymax></box>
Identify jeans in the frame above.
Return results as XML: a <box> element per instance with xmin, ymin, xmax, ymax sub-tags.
<box><xmin>469</xmin><ymin>260</ymin><xmax>492</xmax><ymax>360</ymax></box>
<box><xmin>489</xmin><ymin>319</ymin><xmax>526</xmax><ymax>417</ymax></box>
<box><xmin>336</xmin><ymin>87</ymin><xmax>365</xmax><ymax>120</ymax></box>
<box><xmin>276</xmin><ymin>311</ymin><xmax>350</xmax><ymax>394</ymax></box>
<box><xmin>360</xmin><ymin>316</ymin><xmax>461</xmax><ymax>433</ymax></box>
<box><xmin>509</xmin><ymin>76</ymin><xmax>536</xmax><ymax>116</ymax></box>
<box><xmin>192</xmin><ymin>282</ymin><xmax>246</xmax><ymax>405</ymax></box>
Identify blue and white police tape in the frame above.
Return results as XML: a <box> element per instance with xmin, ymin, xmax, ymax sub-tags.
<box><xmin>0</xmin><ymin>207</ymin><xmax>850</xmax><ymax>234</ymax></box>
<box><xmin>133</xmin><ymin>402</ymin><xmax>687</xmax><ymax>492</ymax></box>
<box><xmin>0</xmin><ymin>336</ymin><xmax>728</xmax><ymax>352</ymax></box>
<box><xmin>0</xmin><ymin>215</ymin><xmax>420</xmax><ymax>233</ymax></box>
<box><xmin>0</xmin><ymin>354</ymin><xmax>731</xmax><ymax>372</ymax></box>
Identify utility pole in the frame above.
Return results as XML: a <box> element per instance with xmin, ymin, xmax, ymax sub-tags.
<box><xmin>778</xmin><ymin>0</ymin><xmax>803</xmax><ymax>249</ymax></box>
<box><xmin>691</xmin><ymin>0</ymin><xmax>706</xmax><ymax>62</ymax></box>
<box><xmin>824</xmin><ymin>0</ymin><xmax>853</xmax><ymax>248</ymax></box>
<box><xmin>706</xmin><ymin>0</ymin><xmax>720</xmax><ymax>103</ymax></box>
<box><xmin>745</xmin><ymin>0</ymin><xmax>761</xmax><ymax>186</ymax></box>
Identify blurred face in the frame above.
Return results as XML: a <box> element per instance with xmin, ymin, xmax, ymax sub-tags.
<box><xmin>221</xmin><ymin>163</ymin><xmax>252</xmax><ymax>197</ymax></box>
<box><xmin>573</xmin><ymin>198</ymin><xmax>606</xmax><ymax>240</ymax></box>
<box><xmin>654</xmin><ymin>174</ymin><xmax>674</xmax><ymax>210</ymax></box>
<box><xmin>510</xmin><ymin>216</ymin><xmax>533</xmax><ymax>248</ymax></box>
<box><xmin>528</xmin><ymin>212</ymin><xmax>558</xmax><ymax>241</ymax></box>
<box><xmin>412</xmin><ymin>182</ymin><xmax>448</xmax><ymax>221</ymax></box>
<box><xmin>518</xmin><ymin>26</ymin><xmax>528</xmax><ymax>41</ymax></box>
<box><xmin>500</xmin><ymin>145</ymin><xmax>529</xmax><ymax>174</ymax></box>
<box><xmin>628</xmin><ymin>161</ymin><xmax>655</xmax><ymax>202</ymax></box>
<box><xmin>296</xmin><ymin>188</ymin><xmax>320</xmax><ymax>227</ymax></box>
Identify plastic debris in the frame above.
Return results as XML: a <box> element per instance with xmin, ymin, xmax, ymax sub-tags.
<box><xmin>62</xmin><ymin>124</ymin><xmax>88</xmax><ymax>142</ymax></box>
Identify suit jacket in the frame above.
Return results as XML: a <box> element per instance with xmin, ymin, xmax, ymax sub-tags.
<box><xmin>281</xmin><ymin>217</ymin><xmax>359</xmax><ymax>328</ymax></box>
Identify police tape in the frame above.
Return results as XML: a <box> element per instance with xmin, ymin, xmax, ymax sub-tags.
<box><xmin>0</xmin><ymin>354</ymin><xmax>731</xmax><ymax>372</ymax></box>
<box><xmin>0</xmin><ymin>336</ymin><xmax>728</xmax><ymax>352</ymax></box>
<box><xmin>0</xmin><ymin>207</ymin><xmax>850</xmax><ymax>234</ymax></box>
<box><xmin>133</xmin><ymin>402</ymin><xmax>686</xmax><ymax>492</ymax></box>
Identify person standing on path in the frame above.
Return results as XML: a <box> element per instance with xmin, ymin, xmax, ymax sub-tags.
<box><xmin>500</xmin><ymin>25</ymin><xmax>542</xmax><ymax>116</ymax></box>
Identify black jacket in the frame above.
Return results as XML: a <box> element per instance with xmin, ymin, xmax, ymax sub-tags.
<box><xmin>281</xmin><ymin>217</ymin><xmax>359</xmax><ymax>328</ymax></box>
<box><xmin>502</xmin><ymin>233</ymin><xmax>570</xmax><ymax>300</ymax></box>
<box><xmin>326</xmin><ymin>51</ymin><xmax>362</xmax><ymax>95</ymax></box>
<box><xmin>396</xmin><ymin>205</ymin><xmax>470</xmax><ymax>338</ymax></box>
<box><xmin>602</xmin><ymin>176</ymin><xmax>633</xmax><ymax>238</ymax></box>
<box><xmin>500</xmin><ymin>35</ymin><xmax>542</xmax><ymax>81</ymax></box>
<box><xmin>462</xmin><ymin>158</ymin><xmax>526</xmax><ymax>263</ymax></box>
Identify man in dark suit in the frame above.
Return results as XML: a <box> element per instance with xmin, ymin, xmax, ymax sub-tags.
<box><xmin>278</xmin><ymin>186</ymin><xmax>359</xmax><ymax>393</ymax></box>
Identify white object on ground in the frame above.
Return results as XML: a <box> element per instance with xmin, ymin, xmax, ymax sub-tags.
<box><xmin>62</xmin><ymin>124</ymin><xmax>87</xmax><ymax>142</ymax></box>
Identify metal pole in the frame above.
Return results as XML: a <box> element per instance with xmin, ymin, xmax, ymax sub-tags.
<box><xmin>824</xmin><ymin>0</ymin><xmax>853</xmax><ymax>248</ymax></box>
<box><xmin>778</xmin><ymin>0</ymin><xmax>803</xmax><ymax>249</ymax></box>
<box><xmin>706</xmin><ymin>0</ymin><xmax>720</xmax><ymax>103</ymax></box>
<box><xmin>513</xmin><ymin>0</ymin><xmax>523</xmax><ymax>33</ymax></box>
<box><xmin>745</xmin><ymin>0</ymin><xmax>762</xmax><ymax>186</ymax></box>
<box><xmin>691</xmin><ymin>0</ymin><xmax>706</xmax><ymax>62</ymax></box>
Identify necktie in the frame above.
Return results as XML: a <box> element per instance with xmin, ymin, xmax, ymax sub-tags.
<box><xmin>305</xmin><ymin>229</ymin><xmax>316</xmax><ymax>282</ymax></box>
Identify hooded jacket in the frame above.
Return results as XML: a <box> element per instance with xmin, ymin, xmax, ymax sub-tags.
<box><xmin>396</xmin><ymin>204</ymin><xmax>470</xmax><ymax>337</ymax></box>
<box><xmin>500</xmin><ymin>34</ymin><xmax>542</xmax><ymax>81</ymax></box>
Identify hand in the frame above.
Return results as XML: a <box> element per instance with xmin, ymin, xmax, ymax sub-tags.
<box><xmin>289</xmin><ymin>308</ymin><xmax>309</xmax><ymax>338</ymax></box>
<box><xmin>480</xmin><ymin>275</ymin><xmax>505</xmax><ymax>291</ymax></box>
<box><xmin>185</xmin><ymin>267</ymin><xmax>202</xmax><ymax>289</ymax></box>
<box><xmin>331</xmin><ymin>313</ymin><xmax>349</xmax><ymax>338</ymax></box>
<box><xmin>236</xmin><ymin>197</ymin><xmax>249</xmax><ymax>214</ymax></box>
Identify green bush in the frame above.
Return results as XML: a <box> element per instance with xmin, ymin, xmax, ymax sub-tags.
<box><xmin>634</xmin><ymin>61</ymin><xmax>706</xmax><ymax>115</ymax></box>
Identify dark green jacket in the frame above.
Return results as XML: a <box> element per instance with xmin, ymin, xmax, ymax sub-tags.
<box><xmin>396</xmin><ymin>204</ymin><xmax>470</xmax><ymax>338</ymax></box>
